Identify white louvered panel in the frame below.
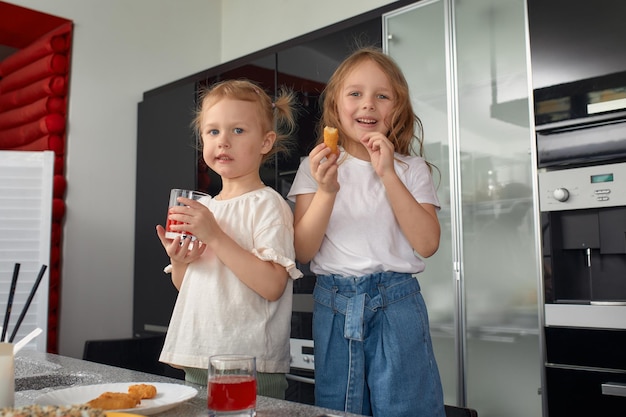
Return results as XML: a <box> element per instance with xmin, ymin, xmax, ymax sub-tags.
<box><xmin>0</xmin><ymin>151</ymin><xmax>53</xmax><ymax>351</ymax></box>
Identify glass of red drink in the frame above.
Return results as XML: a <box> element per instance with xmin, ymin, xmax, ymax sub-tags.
<box><xmin>208</xmin><ymin>354</ymin><xmax>257</xmax><ymax>417</ymax></box>
<box><xmin>165</xmin><ymin>188</ymin><xmax>209</xmax><ymax>240</ymax></box>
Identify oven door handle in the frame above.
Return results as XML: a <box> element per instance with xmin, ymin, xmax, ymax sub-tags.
<box><xmin>286</xmin><ymin>373</ymin><xmax>315</xmax><ymax>385</ymax></box>
<box><xmin>590</xmin><ymin>300</ymin><xmax>626</xmax><ymax>306</ymax></box>
<box><xmin>601</xmin><ymin>382</ymin><xmax>626</xmax><ymax>397</ymax></box>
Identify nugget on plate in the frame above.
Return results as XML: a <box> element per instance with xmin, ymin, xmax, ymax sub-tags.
<box><xmin>128</xmin><ymin>383</ymin><xmax>157</xmax><ymax>400</ymax></box>
<box><xmin>86</xmin><ymin>391</ymin><xmax>140</xmax><ymax>410</ymax></box>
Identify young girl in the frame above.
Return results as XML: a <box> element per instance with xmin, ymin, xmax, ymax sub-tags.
<box><xmin>156</xmin><ymin>79</ymin><xmax>302</xmax><ymax>399</ymax></box>
<box><xmin>288</xmin><ymin>47</ymin><xmax>445</xmax><ymax>417</ymax></box>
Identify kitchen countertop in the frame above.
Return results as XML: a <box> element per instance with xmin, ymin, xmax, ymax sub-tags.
<box><xmin>14</xmin><ymin>349</ymin><xmax>364</xmax><ymax>417</ymax></box>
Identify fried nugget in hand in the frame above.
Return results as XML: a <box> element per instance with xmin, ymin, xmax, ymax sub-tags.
<box><xmin>86</xmin><ymin>392</ymin><xmax>140</xmax><ymax>410</ymax></box>
<box><xmin>324</xmin><ymin>126</ymin><xmax>339</xmax><ymax>156</ymax></box>
<box><xmin>128</xmin><ymin>383</ymin><xmax>157</xmax><ymax>400</ymax></box>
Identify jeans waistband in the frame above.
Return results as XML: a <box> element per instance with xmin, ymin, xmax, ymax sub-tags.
<box><xmin>313</xmin><ymin>272</ymin><xmax>420</xmax><ymax>341</ymax></box>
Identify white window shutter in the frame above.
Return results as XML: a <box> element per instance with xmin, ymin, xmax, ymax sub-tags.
<box><xmin>0</xmin><ymin>150</ymin><xmax>53</xmax><ymax>351</ymax></box>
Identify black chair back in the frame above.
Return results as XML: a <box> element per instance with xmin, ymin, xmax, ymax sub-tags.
<box><xmin>445</xmin><ymin>404</ymin><xmax>479</xmax><ymax>417</ymax></box>
<box><xmin>83</xmin><ymin>334</ymin><xmax>184</xmax><ymax>379</ymax></box>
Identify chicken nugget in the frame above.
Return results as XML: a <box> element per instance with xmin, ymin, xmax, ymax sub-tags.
<box><xmin>128</xmin><ymin>383</ymin><xmax>157</xmax><ymax>400</ymax></box>
<box><xmin>86</xmin><ymin>391</ymin><xmax>140</xmax><ymax>410</ymax></box>
<box><xmin>323</xmin><ymin>126</ymin><xmax>339</xmax><ymax>156</ymax></box>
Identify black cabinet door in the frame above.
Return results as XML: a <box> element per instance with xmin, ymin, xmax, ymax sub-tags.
<box><xmin>133</xmin><ymin>81</ymin><xmax>198</xmax><ymax>336</ymax></box>
<box><xmin>546</xmin><ymin>366</ymin><xmax>626</xmax><ymax>417</ymax></box>
<box><xmin>545</xmin><ymin>327</ymin><xmax>626</xmax><ymax>416</ymax></box>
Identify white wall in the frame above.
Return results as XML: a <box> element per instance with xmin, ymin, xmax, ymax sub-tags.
<box><xmin>6</xmin><ymin>0</ymin><xmax>396</xmax><ymax>358</ymax></box>
<box><xmin>220</xmin><ymin>0</ymin><xmax>397</xmax><ymax>61</ymax></box>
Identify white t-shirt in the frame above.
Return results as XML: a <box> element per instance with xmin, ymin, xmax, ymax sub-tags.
<box><xmin>288</xmin><ymin>153</ymin><xmax>440</xmax><ymax>277</ymax></box>
<box><xmin>159</xmin><ymin>187</ymin><xmax>302</xmax><ymax>373</ymax></box>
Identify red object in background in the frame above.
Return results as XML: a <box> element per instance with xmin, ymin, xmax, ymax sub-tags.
<box><xmin>53</xmin><ymin>174</ymin><xmax>66</xmax><ymax>198</ymax></box>
<box><xmin>0</xmin><ymin>53</ymin><xmax>67</xmax><ymax>93</ymax></box>
<box><xmin>50</xmin><ymin>222</ymin><xmax>62</xmax><ymax>245</ymax></box>
<box><xmin>51</xmin><ymin>198</ymin><xmax>65</xmax><ymax>221</ymax></box>
<box><xmin>1</xmin><ymin>113</ymin><xmax>66</xmax><ymax>148</ymax></box>
<box><xmin>0</xmin><ymin>75</ymin><xmax>67</xmax><ymax>110</ymax></box>
<box><xmin>48</xmin><ymin>134</ymin><xmax>64</xmax><ymax>155</ymax></box>
<box><xmin>0</xmin><ymin>2</ymin><xmax>71</xmax><ymax>49</ymax></box>
<box><xmin>0</xmin><ymin>96</ymin><xmax>65</xmax><ymax>130</ymax></box>
<box><xmin>54</xmin><ymin>155</ymin><xmax>64</xmax><ymax>175</ymax></box>
<box><xmin>0</xmin><ymin>24</ymin><xmax>69</xmax><ymax>77</ymax></box>
<box><xmin>50</xmin><ymin>245</ymin><xmax>61</xmax><ymax>268</ymax></box>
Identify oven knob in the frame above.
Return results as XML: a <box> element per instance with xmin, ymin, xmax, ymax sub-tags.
<box><xmin>553</xmin><ymin>188</ymin><xmax>570</xmax><ymax>202</ymax></box>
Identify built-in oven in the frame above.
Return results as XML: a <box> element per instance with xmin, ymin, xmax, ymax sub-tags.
<box><xmin>287</xmin><ymin>268</ymin><xmax>316</xmax><ymax>405</ymax></box>
<box><xmin>287</xmin><ymin>337</ymin><xmax>315</xmax><ymax>404</ymax></box>
<box><xmin>538</xmin><ymin>120</ymin><xmax>626</xmax><ymax>415</ymax></box>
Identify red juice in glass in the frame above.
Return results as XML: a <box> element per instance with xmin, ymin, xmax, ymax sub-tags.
<box><xmin>208</xmin><ymin>375</ymin><xmax>256</xmax><ymax>412</ymax></box>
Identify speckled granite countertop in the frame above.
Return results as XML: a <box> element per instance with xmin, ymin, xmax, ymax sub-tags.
<box><xmin>14</xmin><ymin>349</ymin><xmax>364</xmax><ymax>417</ymax></box>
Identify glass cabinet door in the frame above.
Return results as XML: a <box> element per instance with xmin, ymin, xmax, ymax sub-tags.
<box><xmin>384</xmin><ymin>0</ymin><xmax>457</xmax><ymax>405</ymax></box>
<box><xmin>454</xmin><ymin>1</ymin><xmax>541</xmax><ymax>416</ymax></box>
<box><xmin>385</xmin><ymin>1</ymin><xmax>542</xmax><ymax>416</ymax></box>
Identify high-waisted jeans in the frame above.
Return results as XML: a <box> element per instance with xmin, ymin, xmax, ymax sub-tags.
<box><xmin>313</xmin><ymin>272</ymin><xmax>445</xmax><ymax>417</ymax></box>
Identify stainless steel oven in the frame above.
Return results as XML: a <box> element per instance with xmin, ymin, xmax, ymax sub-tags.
<box><xmin>287</xmin><ymin>338</ymin><xmax>315</xmax><ymax>404</ymax></box>
<box><xmin>538</xmin><ymin>121</ymin><xmax>626</xmax><ymax>415</ymax></box>
<box><xmin>287</xmin><ymin>271</ymin><xmax>316</xmax><ymax>405</ymax></box>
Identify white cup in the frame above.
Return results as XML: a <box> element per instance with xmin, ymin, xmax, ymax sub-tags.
<box><xmin>165</xmin><ymin>189</ymin><xmax>209</xmax><ymax>240</ymax></box>
<box><xmin>0</xmin><ymin>342</ymin><xmax>15</xmax><ymax>408</ymax></box>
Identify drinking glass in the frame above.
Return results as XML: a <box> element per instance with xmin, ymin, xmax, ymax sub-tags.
<box><xmin>165</xmin><ymin>188</ymin><xmax>209</xmax><ymax>240</ymax></box>
<box><xmin>0</xmin><ymin>342</ymin><xmax>14</xmax><ymax>408</ymax></box>
<box><xmin>208</xmin><ymin>354</ymin><xmax>256</xmax><ymax>417</ymax></box>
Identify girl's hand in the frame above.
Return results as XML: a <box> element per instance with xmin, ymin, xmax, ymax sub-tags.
<box><xmin>360</xmin><ymin>133</ymin><xmax>395</xmax><ymax>178</ymax></box>
<box><xmin>308</xmin><ymin>143</ymin><xmax>340</xmax><ymax>194</ymax></box>
<box><xmin>156</xmin><ymin>224</ymin><xmax>206</xmax><ymax>264</ymax></box>
<box><xmin>165</xmin><ymin>197</ymin><xmax>223</xmax><ymax>247</ymax></box>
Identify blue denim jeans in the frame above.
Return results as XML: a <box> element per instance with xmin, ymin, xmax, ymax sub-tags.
<box><xmin>313</xmin><ymin>272</ymin><xmax>445</xmax><ymax>417</ymax></box>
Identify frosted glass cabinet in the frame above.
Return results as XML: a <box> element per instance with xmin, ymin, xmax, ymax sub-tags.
<box><xmin>384</xmin><ymin>1</ymin><xmax>543</xmax><ymax>416</ymax></box>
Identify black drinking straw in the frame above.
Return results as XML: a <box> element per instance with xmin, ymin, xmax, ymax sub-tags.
<box><xmin>9</xmin><ymin>264</ymin><xmax>47</xmax><ymax>343</ymax></box>
<box><xmin>1</xmin><ymin>263</ymin><xmax>20</xmax><ymax>342</ymax></box>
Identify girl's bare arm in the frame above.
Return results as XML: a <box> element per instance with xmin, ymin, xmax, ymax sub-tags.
<box><xmin>293</xmin><ymin>190</ymin><xmax>336</xmax><ymax>263</ymax></box>
<box><xmin>382</xmin><ymin>172</ymin><xmax>440</xmax><ymax>257</ymax></box>
<box><xmin>293</xmin><ymin>144</ymin><xmax>339</xmax><ymax>263</ymax></box>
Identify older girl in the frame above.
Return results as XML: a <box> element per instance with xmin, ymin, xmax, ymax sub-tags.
<box><xmin>289</xmin><ymin>47</ymin><xmax>445</xmax><ymax>417</ymax></box>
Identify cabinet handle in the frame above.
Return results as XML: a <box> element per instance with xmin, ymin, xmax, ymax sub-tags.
<box><xmin>601</xmin><ymin>382</ymin><xmax>626</xmax><ymax>397</ymax></box>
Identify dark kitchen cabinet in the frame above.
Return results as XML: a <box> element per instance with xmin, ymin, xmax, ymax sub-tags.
<box><xmin>546</xmin><ymin>367</ymin><xmax>626</xmax><ymax>417</ymax></box>
<box><xmin>133</xmin><ymin>80</ymin><xmax>198</xmax><ymax>336</ymax></box>
<box><xmin>545</xmin><ymin>327</ymin><xmax>626</xmax><ymax>416</ymax></box>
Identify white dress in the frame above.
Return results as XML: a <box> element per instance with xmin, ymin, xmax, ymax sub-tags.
<box><xmin>159</xmin><ymin>187</ymin><xmax>302</xmax><ymax>373</ymax></box>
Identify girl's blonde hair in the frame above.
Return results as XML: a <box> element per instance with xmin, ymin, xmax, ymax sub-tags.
<box><xmin>320</xmin><ymin>46</ymin><xmax>425</xmax><ymax>158</ymax></box>
<box><xmin>193</xmin><ymin>79</ymin><xmax>298</xmax><ymax>164</ymax></box>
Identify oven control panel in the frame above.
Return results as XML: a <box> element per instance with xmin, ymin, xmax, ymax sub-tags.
<box><xmin>539</xmin><ymin>162</ymin><xmax>626</xmax><ymax>211</ymax></box>
<box><xmin>290</xmin><ymin>338</ymin><xmax>315</xmax><ymax>371</ymax></box>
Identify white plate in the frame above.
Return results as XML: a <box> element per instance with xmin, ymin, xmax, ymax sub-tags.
<box><xmin>36</xmin><ymin>382</ymin><xmax>198</xmax><ymax>415</ymax></box>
